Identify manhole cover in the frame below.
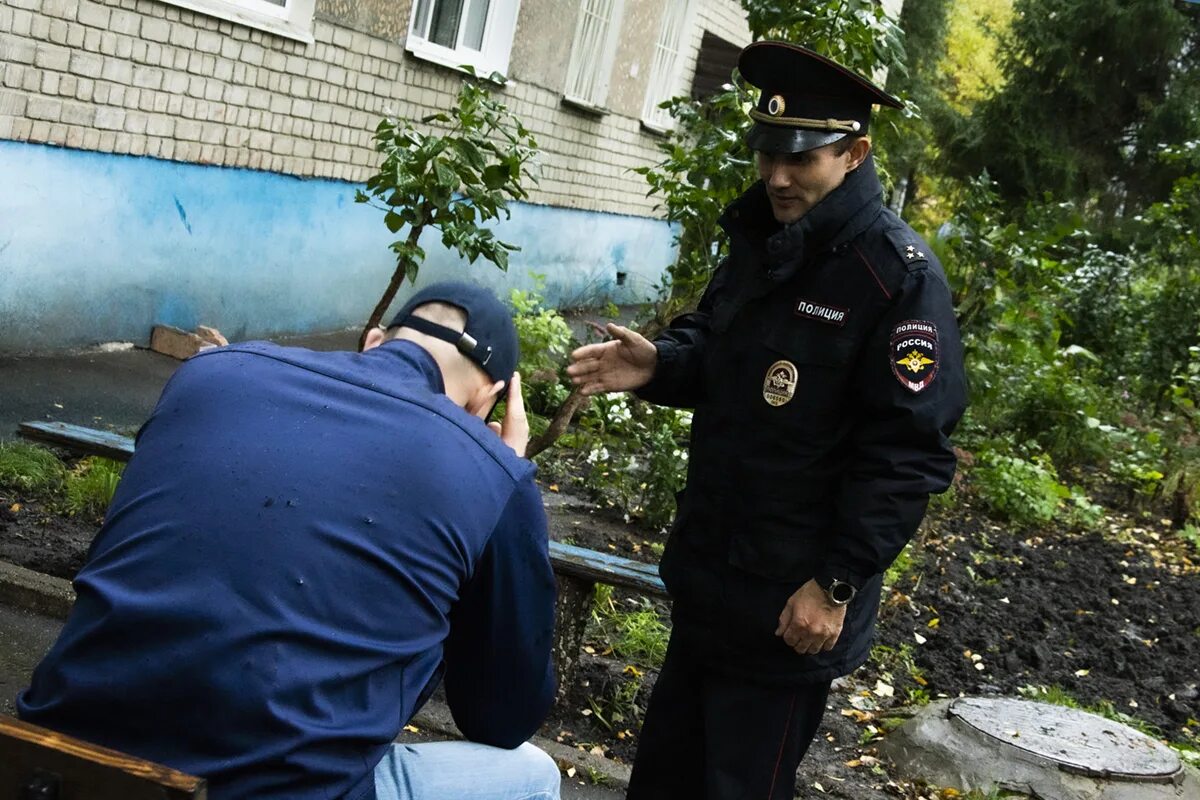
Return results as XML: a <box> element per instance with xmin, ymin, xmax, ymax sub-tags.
<box><xmin>949</xmin><ymin>698</ymin><xmax>1181</xmax><ymax>781</ymax></box>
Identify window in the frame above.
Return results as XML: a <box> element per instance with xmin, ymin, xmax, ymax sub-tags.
<box><xmin>563</xmin><ymin>0</ymin><xmax>626</xmax><ymax>110</ymax></box>
<box><xmin>160</xmin><ymin>0</ymin><xmax>316</xmax><ymax>43</ymax></box>
<box><xmin>406</xmin><ymin>0</ymin><xmax>521</xmax><ymax>78</ymax></box>
<box><xmin>640</xmin><ymin>0</ymin><xmax>696</xmax><ymax>131</ymax></box>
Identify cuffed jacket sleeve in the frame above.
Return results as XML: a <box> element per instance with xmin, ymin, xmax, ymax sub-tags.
<box><xmin>822</xmin><ymin>267</ymin><xmax>967</xmax><ymax>588</ymax></box>
<box><xmin>443</xmin><ymin>477</ymin><xmax>556</xmax><ymax>748</ymax></box>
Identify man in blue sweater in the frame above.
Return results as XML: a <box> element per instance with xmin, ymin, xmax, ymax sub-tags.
<box><xmin>18</xmin><ymin>282</ymin><xmax>560</xmax><ymax>800</ymax></box>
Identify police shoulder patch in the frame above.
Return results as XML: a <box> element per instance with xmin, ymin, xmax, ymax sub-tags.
<box><xmin>890</xmin><ymin>319</ymin><xmax>938</xmax><ymax>393</ymax></box>
<box><xmin>884</xmin><ymin>227</ymin><xmax>929</xmax><ymax>270</ymax></box>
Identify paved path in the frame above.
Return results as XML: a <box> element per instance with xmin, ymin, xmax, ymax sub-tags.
<box><xmin>0</xmin><ymin>329</ymin><xmax>361</xmax><ymax>442</ymax></box>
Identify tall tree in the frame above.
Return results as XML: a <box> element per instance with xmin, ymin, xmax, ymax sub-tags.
<box><xmin>948</xmin><ymin>0</ymin><xmax>1199</xmax><ymax>216</ymax></box>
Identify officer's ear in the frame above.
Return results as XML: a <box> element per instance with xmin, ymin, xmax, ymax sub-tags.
<box><xmin>846</xmin><ymin>137</ymin><xmax>871</xmax><ymax>172</ymax></box>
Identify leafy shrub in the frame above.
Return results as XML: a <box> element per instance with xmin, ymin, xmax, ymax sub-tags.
<box><xmin>570</xmin><ymin>395</ymin><xmax>691</xmax><ymax>530</ymax></box>
<box><xmin>509</xmin><ymin>276</ymin><xmax>574</xmax><ymax>436</ymax></box>
<box><xmin>971</xmin><ymin>449</ymin><xmax>1065</xmax><ymax>527</ymax></box>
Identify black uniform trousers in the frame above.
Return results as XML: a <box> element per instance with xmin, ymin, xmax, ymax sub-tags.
<box><xmin>627</xmin><ymin>634</ymin><xmax>831</xmax><ymax>800</ymax></box>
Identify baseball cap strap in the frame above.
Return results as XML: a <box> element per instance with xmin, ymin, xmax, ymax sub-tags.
<box><xmin>395</xmin><ymin>314</ymin><xmax>494</xmax><ymax>368</ymax></box>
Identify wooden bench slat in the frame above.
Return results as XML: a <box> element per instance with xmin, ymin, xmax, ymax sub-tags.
<box><xmin>0</xmin><ymin>714</ymin><xmax>206</xmax><ymax>799</ymax></box>
<box><xmin>547</xmin><ymin>540</ymin><xmax>666</xmax><ymax>597</ymax></box>
<box><xmin>17</xmin><ymin>421</ymin><xmax>136</xmax><ymax>462</ymax></box>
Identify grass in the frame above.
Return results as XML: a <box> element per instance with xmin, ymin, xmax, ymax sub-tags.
<box><xmin>63</xmin><ymin>457</ymin><xmax>124</xmax><ymax>518</ymax></box>
<box><xmin>0</xmin><ymin>442</ymin><xmax>123</xmax><ymax>518</ymax></box>
<box><xmin>0</xmin><ymin>442</ymin><xmax>67</xmax><ymax>498</ymax></box>
<box><xmin>884</xmin><ymin>543</ymin><xmax>921</xmax><ymax>588</ymax></box>
<box><xmin>591</xmin><ymin>584</ymin><xmax>669</xmax><ymax>669</ymax></box>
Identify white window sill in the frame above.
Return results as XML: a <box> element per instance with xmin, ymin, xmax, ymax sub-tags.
<box><xmin>561</xmin><ymin>95</ymin><xmax>609</xmax><ymax>117</ymax></box>
<box><xmin>159</xmin><ymin>0</ymin><xmax>314</xmax><ymax>43</ymax></box>
<box><xmin>640</xmin><ymin>118</ymin><xmax>672</xmax><ymax>136</ymax></box>
<box><xmin>405</xmin><ymin>39</ymin><xmax>508</xmax><ymax>83</ymax></box>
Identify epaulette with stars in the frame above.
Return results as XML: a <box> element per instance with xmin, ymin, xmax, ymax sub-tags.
<box><xmin>884</xmin><ymin>228</ymin><xmax>930</xmax><ymax>270</ymax></box>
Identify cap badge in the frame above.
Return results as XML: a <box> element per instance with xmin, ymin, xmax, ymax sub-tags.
<box><xmin>763</xmin><ymin>360</ymin><xmax>798</xmax><ymax>406</ymax></box>
<box><xmin>767</xmin><ymin>95</ymin><xmax>786</xmax><ymax>117</ymax></box>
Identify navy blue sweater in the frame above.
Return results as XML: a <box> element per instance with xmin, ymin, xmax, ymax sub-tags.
<box><xmin>18</xmin><ymin>340</ymin><xmax>556</xmax><ymax>799</ymax></box>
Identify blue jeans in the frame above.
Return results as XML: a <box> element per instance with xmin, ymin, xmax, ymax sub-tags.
<box><xmin>374</xmin><ymin>741</ymin><xmax>561</xmax><ymax>800</ymax></box>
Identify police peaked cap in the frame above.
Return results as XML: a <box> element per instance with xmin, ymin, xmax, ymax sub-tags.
<box><xmin>738</xmin><ymin>40</ymin><xmax>902</xmax><ymax>154</ymax></box>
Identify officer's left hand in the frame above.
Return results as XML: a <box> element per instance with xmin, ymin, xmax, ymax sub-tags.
<box><xmin>774</xmin><ymin>579</ymin><xmax>847</xmax><ymax>656</ymax></box>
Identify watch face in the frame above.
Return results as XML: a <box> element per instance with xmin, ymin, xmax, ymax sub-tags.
<box><xmin>830</xmin><ymin>581</ymin><xmax>855</xmax><ymax>604</ymax></box>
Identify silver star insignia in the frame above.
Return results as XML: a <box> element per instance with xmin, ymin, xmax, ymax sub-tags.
<box><xmin>905</xmin><ymin>245</ymin><xmax>915</xmax><ymax>252</ymax></box>
<box><xmin>905</xmin><ymin>252</ymin><xmax>914</xmax><ymax>259</ymax></box>
<box><xmin>917</xmin><ymin>251</ymin><xmax>925</xmax><ymax>258</ymax></box>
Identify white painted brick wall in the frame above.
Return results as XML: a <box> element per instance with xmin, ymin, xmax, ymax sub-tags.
<box><xmin>1</xmin><ymin>0</ymin><xmax>749</xmax><ymax>216</ymax></box>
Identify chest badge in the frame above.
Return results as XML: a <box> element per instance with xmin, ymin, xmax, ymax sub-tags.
<box><xmin>890</xmin><ymin>320</ymin><xmax>939</xmax><ymax>393</ymax></box>
<box><xmin>763</xmin><ymin>360</ymin><xmax>798</xmax><ymax>406</ymax></box>
<box><xmin>795</xmin><ymin>297</ymin><xmax>848</xmax><ymax>327</ymax></box>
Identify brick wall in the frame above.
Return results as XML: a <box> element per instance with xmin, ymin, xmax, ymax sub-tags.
<box><xmin>0</xmin><ymin>0</ymin><xmax>751</xmax><ymax>219</ymax></box>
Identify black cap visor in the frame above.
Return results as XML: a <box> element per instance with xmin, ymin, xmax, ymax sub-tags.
<box><xmin>746</xmin><ymin>123</ymin><xmax>848</xmax><ymax>155</ymax></box>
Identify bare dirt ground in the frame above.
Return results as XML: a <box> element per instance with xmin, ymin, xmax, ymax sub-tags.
<box><xmin>3</xmin><ymin>472</ymin><xmax>1198</xmax><ymax>798</ymax></box>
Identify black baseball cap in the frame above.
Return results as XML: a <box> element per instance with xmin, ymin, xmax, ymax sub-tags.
<box><xmin>387</xmin><ymin>281</ymin><xmax>520</xmax><ymax>386</ymax></box>
<box><xmin>738</xmin><ymin>41</ymin><xmax>902</xmax><ymax>154</ymax></box>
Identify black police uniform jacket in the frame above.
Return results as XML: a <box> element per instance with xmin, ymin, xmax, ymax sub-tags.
<box><xmin>638</xmin><ymin>156</ymin><xmax>967</xmax><ymax>684</ymax></box>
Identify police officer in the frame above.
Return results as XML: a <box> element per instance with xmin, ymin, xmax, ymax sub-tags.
<box><xmin>568</xmin><ymin>42</ymin><xmax>967</xmax><ymax>798</ymax></box>
<box><xmin>20</xmin><ymin>282</ymin><xmax>562</xmax><ymax>800</ymax></box>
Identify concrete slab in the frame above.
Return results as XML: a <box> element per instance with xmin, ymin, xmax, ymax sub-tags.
<box><xmin>0</xmin><ymin>603</ymin><xmax>63</xmax><ymax>715</ymax></box>
<box><xmin>880</xmin><ymin>698</ymin><xmax>1200</xmax><ymax>799</ymax></box>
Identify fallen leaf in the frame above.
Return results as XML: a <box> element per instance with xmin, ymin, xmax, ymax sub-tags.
<box><xmin>914</xmin><ymin>632</ymin><xmax>928</xmax><ymax>645</ymax></box>
<box><xmin>840</xmin><ymin>708</ymin><xmax>874</xmax><ymax>722</ymax></box>
<box><xmin>548</xmin><ymin>484</ymin><xmax>559</xmax><ymax>492</ymax></box>
<box><xmin>403</xmin><ymin>724</ymin><xmax>419</xmax><ymax>733</ymax></box>
<box><xmin>580</xmin><ymin>709</ymin><xmax>592</xmax><ymax>716</ymax></box>
<box><xmin>566</xmin><ymin>767</ymin><xmax>576</xmax><ymax>778</ymax></box>
<box><xmin>813</xmin><ymin>782</ymin><xmax>826</xmax><ymax>793</ymax></box>
<box><xmin>623</xmin><ymin>665</ymin><xmax>643</xmax><ymax>678</ymax></box>
<box><xmin>9</xmin><ymin>503</ymin><xmax>21</xmax><ymax>513</ymax></box>
<box><xmin>928</xmin><ymin>618</ymin><xmax>940</xmax><ymax>628</ymax></box>
<box><xmin>873</xmin><ymin>680</ymin><xmax>895</xmax><ymax>698</ymax></box>
<box><xmin>844</xmin><ymin>759</ymin><xmax>863</xmax><ymax>768</ymax></box>
<box><xmin>589</xmin><ymin>745</ymin><xmax>605</xmax><ymax>756</ymax></box>
<box><xmin>1074</xmin><ymin>669</ymin><xmax>1090</xmax><ymax>677</ymax></box>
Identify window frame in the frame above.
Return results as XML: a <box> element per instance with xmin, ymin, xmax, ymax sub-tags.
<box><xmin>561</xmin><ymin>0</ymin><xmax>627</xmax><ymax>112</ymax></box>
<box><xmin>157</xmin><ymin>0</ymin><xmax>316</xmax><ymax>43</ymax></box>
<box><xmin>640</xmin><ymin>0</ymin><xmax>698</xmax><ymax>132</ymax></box>
<box><xmin>405</xmin><ymin>0</ymin><xmax>522</xmax><ymax>79</ymax></box>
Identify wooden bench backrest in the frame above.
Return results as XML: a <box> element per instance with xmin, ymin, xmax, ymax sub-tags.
<box><xmin>0</xmin><ymin>715</ymin><xmax>206</xmax><ymax>800</ymax></box>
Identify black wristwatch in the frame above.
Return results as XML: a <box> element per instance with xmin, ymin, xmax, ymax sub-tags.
<box><xmin>816</xmin><ymin>576</ymin><xmax>857</xmax><ymax>606</ymax></box>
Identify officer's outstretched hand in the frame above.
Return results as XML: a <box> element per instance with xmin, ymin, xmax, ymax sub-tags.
<box><xmin>567</xmin><ymin>323</ymin><xmax>657</xmax><ymax>395</ymax></box>
<box><xmin>775</xmin><ymin>579</ymin><xmax>847</xmax><ymax>656</ymax></box>
<box><xmin>488</xmin><ymin>372</ymin><xmax>529</xmax><ymax>458</ymax></box>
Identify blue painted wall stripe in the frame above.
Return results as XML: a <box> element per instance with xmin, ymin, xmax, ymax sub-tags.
<box><xmin>0</xmin><ymin>141</ymin><xmax>676</xmax><ymax>352</ymax></box>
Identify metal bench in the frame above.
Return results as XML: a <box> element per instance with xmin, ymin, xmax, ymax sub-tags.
<box><xmin>0</xmin><ymin>714</ymin><xmax>206</xmax><ymax>799</ymax></box>
<box><xmin>17</xmin><ymin>421</ymin><xmax>668</xmax><ymax>695</ymax></box>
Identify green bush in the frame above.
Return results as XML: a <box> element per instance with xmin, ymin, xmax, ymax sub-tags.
<box><xmin>972</xmin><ymin>448</ymin><xmax>1065</xmax><ymax>527</ymax></box>
<box><xmin>570</xmin><ymin>395</ymin><xmax>691</xmax><ymax>530</ymax></box>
